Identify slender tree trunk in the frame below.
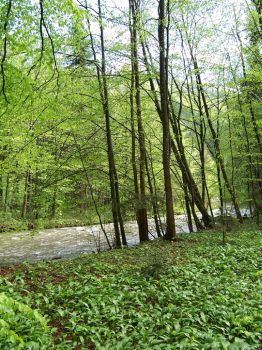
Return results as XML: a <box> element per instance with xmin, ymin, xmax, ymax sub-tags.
<box><xmin>114</xmin><ymin>175</ymin><xmax>127</xmax><ymax>245</ymax></box>
<box><xmin>148</xmin><ymin>139</ymin><xmax>165</xmax><ymax>236</ymax></box>
<box><xmin>4</xmin><ymin>175</ymin><xmax>9</xmax><ymax>212</ymax></box>
<box><xmin>189</xmin><ymin>195</ymin><xmax>204</xmax><ymax>231</ymax></box>
<box><xmin>216</xmin><ymin>163</ymin><xmax>223</xmax><ymax>215</ymax></box>
<box><xmin>158</xmin><ymin>0</ymin><xmax>176</xmax><ymax>240</ymax></box>
<box><xmin>70</xmin><ymin>128</ymin><xmax>112</xmax><ymax>250</ymax></box>
<box><xmin>183</xmin><ymin>174</ymin><xmax>194</xmax><ymax>232</ymax></box>
<box><xmin>87</xmin><ymin>0</ymin><xmax>127</xmax><ymax>247</ymax></box>
<box><xmin>0</xmin><ymin>175</ymin><xmax>3</xmax><ymax>209</ymax></box>
<box><xmin>145</xmin><ymin>149</ymin><xmax>162</xmax><ymax>237</ymax></box>
<box><xmin>99</xmin><ymin>0</ymin><xmax>126</xmax><ymax>245</ymax></box>
<box><xmin>21</xmin><ymin>169</ymin><xmax>31</xmax><ymax>219</ymax></box>
<box><xmin>32</xmin><ymin>170</ymin><xmax>40</xmax><ymax>220</ymax></box>
<box><xmin>51</xmin><ymin>184</ymin><xmax>58</xmax><ymax>218</ymax></box>
<box><xmin>129</xmin><ymin>49</ymin><xmax>140</xmax><ymax>214</ymax></box>
<box><xmin>129</xmin><ymin>0</ymin><xmax>149</xmax><ymax>242</ymax></box>
<box><xmin>11</xmin><ymin>173</ymin><xmax>20</xmax><ymax>211</ymax></box>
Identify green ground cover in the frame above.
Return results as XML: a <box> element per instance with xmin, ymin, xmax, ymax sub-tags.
<box><xmin>0</xmin><ymin>229</ymin><xmax>261</xmax><ymax>349</ymax></box>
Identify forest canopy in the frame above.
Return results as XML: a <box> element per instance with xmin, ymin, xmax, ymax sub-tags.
<box><xmin>0</xmin><ymin>0</ymin><xmax>261</xmax><ymax>243</ymax></box>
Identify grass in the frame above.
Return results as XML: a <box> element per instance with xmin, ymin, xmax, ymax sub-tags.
<box><xmin>0</xmin><ymin>229</ymin><xmax>261</xmax><ymax>349</ymax></box>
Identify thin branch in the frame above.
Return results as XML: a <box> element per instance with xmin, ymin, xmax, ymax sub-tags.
<box><xmin>0</xmin><ymin>0</ymin><xmax>12</xmax><ymax>103</ymax></box>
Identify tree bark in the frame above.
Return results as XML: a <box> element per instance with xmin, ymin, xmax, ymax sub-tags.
<box><xmin>129</xmin><ymin>0</ymin><xmax>149</xmax><ymax>242</ymax></box>
<box><xmin>158</xmin><ymin>0</ymin><xmax>176</xmax><ymax>240</ymax></box>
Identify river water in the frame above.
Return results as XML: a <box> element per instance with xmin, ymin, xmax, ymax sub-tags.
<box><xmin>0</xmin><ymin>215</ymin><xmax>192</xmax><ymax>264</ymax></box>
<box><xmin>0</xmin><ymin>206</ymin><xmax>251</xmax><ymax>264</ymax></box>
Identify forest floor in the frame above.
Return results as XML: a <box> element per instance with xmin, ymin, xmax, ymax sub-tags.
<box><xmin>0</xmin><ymin>228</ymin><xmax>261</xmax><ymax>349</ymax></box>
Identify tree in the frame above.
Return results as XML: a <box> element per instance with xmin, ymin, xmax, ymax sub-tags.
<box><xmin>158</xmin><ymin>0</ymin><xmax>176</xmax><ymax>240</ymax></box>
<box><xmin>129</xmin><ymin>0</ymin><xmax>149</xmax><ymax>242</ymax></box>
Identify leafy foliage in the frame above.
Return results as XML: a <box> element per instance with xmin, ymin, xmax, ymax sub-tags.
<box><xmin>0</xmin><ymin>230</ymin><xmax>261</xmax><ymax>349</ymax></box>
<box><xmin>0</xmin><ymin>0</ymin><xmax>260</xmax><ymax>230</ymax></box>
<box><xmin>0</xmin><ymin>293</ymin><xmax>51</xmax><ymax>349</ymax></box>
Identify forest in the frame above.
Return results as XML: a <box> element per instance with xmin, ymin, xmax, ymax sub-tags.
<box><xmin>0</xmin><ymin>0</ymin><xmax>261</xmax><ymax>349</ymax></box>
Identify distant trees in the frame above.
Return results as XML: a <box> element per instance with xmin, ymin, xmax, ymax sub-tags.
<box><xmin>233</xmin><ymin>0</ymin><xmax>262</xmax><ymax>222</ymax></box>
<box><xmin>0</xmin><ymin>0</ymin><xmax>260</xmax><ymax>237</ymax></box>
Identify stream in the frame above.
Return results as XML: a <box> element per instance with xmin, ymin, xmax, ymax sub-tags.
<box><xmin>0</xmin><ymin>215</ymin><xmax>192</xmax><ymax>264</ymax></box>
<box><xmin>0</xmin><ymin>207</ymin><xmax>251</xmax><ymax>264</ymax></box>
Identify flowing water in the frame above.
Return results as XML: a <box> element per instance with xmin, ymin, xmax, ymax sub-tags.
<box><xmin>0</xmin><ymin>207</ymin><xmax>251</xmax><ymax>264</ymax></box>
<box><xmin>0</xmin><ymin>215</ymin><xmax>191</xmax><ymax>264</ymax></box>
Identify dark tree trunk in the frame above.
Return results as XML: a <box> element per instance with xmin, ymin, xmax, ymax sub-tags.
<box><xmin>183</xmin><ymin>175</ymin><xmax>194</xmax><ymax>232</ymax></box>
<box><xmin>158</xmin><ymin>0</ymin><xmax>176</xmax><ymax>240</ymax></box>
<box><xmin>129</xmin><ymin>0</ymin><xmax>149</xmax><ymax>242</ymax></box>
<box><xmin>87</xmin><ymin>0</ymin><xmax>127</xmax><ymax>247</ymax></box>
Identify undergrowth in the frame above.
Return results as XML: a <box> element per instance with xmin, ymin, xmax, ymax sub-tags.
<box><xmin>0</xmin><ymin>229</ymin><xmax>261</xmax><ymax>349</ymax></box>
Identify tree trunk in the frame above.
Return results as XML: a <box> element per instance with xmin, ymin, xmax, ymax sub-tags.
<box><xmin>21</xmin><ymin>169</ymin><xmax>31</xmax><ymax>219</ymax></box>
<box><xmin>4</xmin><ymin>175</ymin><xmax>9</xmax><ymax>212</ymax></box>
<box><xmin>145</xmin><ymin>150</ymin><xmax>162</xmax><ymax>237</ymax></box>
<box><xmin>183</xmin><ymin>174</ymin><xmax>194</xmax><ymax>232</ymax></box>
<box><xmin>158</xmin><ymin>0</ymin><xmax>176</xmax><ymax>240</ymax></box>
<box><xmin>87</xmin><ymin>0</ymin><xmax>127</xmax><ymax>247</ymax></box>
<box><xmin>129</xmin><ymin>0</ymin><xmax>149</xmax><ymax>242</ymax></box>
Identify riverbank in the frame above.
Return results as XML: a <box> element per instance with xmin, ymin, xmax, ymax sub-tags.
<box><xmin>0</xmin><ymin>229</ymin><xmax>261</xmax><ymax>349</ymax></box>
